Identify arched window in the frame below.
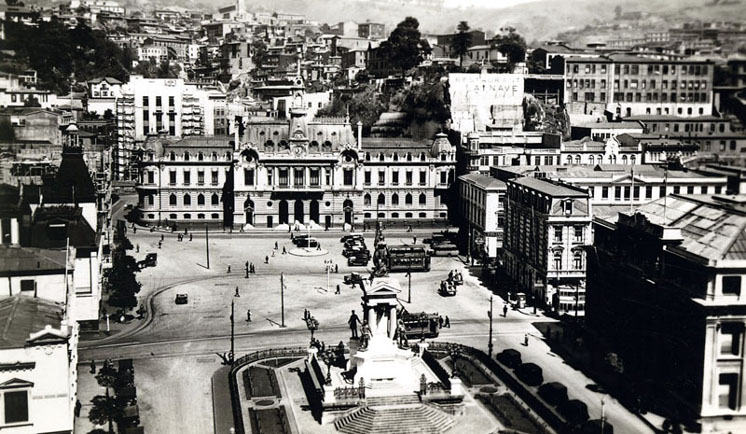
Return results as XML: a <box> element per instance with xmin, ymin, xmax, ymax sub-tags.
<box><xmin>391</xmin><ymin>193</ymin><xmax>399</xmax><ymax>206</ymax></box>
<box><xmin>630</xmin><ymin>155</ymin><xmax>636</xmax><ymax>165</ymax></box>
<box><xmin>588</xmin><ymin>155</ymin><xmax>595</xmax><ymax>165</ymax></box>
<box><xmin>573</xmin><ymin>251</ymin><xmax>583</xmax><ymax>269</ymax></box>
<box><xmin>379</xmin><ymin>153</ymin><xmax>385</xmax><ymax>161</ymax></box>
<box><xmin>377</xmin><ymin>193</ymin><xmax>385</xmax><ymax>206</ymax></box>
<box><xmin>169</xmin><ymin>194</ymin><xmax>177</xmax><ymax>206</ymax></box>
<box><xmin>405</xmin><ymin>212</ymin><xmax>413</xmax><ymax>218</ymax></box>
<box><xmin>554</xmin><ymin>251</ymin><xmax>562</xmax><ymax>270</ymax></box>
<box><xmin>169</xmin><ymin>152</ymin><xmax>176</xmax><ymax>161</ymax></box>
<box><xmin>197</xmin><ymin>194</ymin><xmax>205</xmax><ymax>206</ymax></box>
<box><xmin>419</xmin><ymin>212</ymin><xmax>426</xmax><ymax>218</ymax></box>
<box><xmin>420</xmin><ymin>152</ymin><xmax>426</xmax><ymax>161</ymax></box>
<box><xmin>566</xmin><ymin>155</ymin><xmax>572</xmax><ymax>164</ymax></box>
<box><xmin>393</xmin><ymin>153</ymin><xmax>399</xmax><ymax>161</ymax></box>
<box><xmin>211</xmin><ymin>193</ymin><xmax>219</xmax><ymax>206</ymax></box>
<box><xmin>184</xmin><ymin>194</ymin><xmax>191</xmax><ymax>206</ymax></box>
<box><xmin>184</xmin><ymin>152</ymin><xmax>190</xmax><ymax>161</ymax></box>
<box><xmin>622</xmin><ymin>155</ymin><xmax>628</xmax><ymax>165</ymax></box>
<box><xmin>575</xmin><ymin>155</ymin><xmax>581</xmax><ymax>164</ymax></box>
<box><xmin>265</xmin><ymin>140</ymin><xmax>275</xmax><ymax>152</ymax></box>
<box><xmin>406</xmin><ymin>153</ymin><xmax>412</xmax><ymax>162</ymax></box>
<box><xmin>364</xmin><ymin>194</ymin><xmax>371</xmax><ymax>206</ymax></box>
<box><xmin>225</xmin><ymin>152</ymin><xmax>232</xmax><ymax>160</ymax></box>
<box><xmin>419</xmin><ymin>193</ymin><xmax>426</xmax><ymax>205</ymax></box>
<box><xmin>211</xmin><ymin>152</ymin><xmax>217</xmax><ymax>161</ymax></box>
<box><xmin>198</xmin><ymin>152</ymin><xmax>204</xmax><ymax>161</ymax></box>
<box><xmin>365</xmin><ymin>152</ymin><xmax>371</xmax><ymax>161</ymax></box>
<box><xmin>405</xmin><ymin>194</ymin><xmax>413</xmax><ymax>205</ymax></box>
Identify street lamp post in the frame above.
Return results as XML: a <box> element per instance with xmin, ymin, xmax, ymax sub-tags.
<box><xmin>407</xmin><ymin>263</ymin><xmax>412</xmax><ymax>303</ymax></box>
<box><xmin>600</xmin><ymin>397</ymin><xmax>606</xmax><ymax>434</ymax></box>
<box><xmin>488</xmin><ymin>295</ymin><xmax>494</xmax><ymax>358</ymax></box>
<box><xmin>280</xmin><ymin>273</ymin><xmax>286</xmax><ymax>328</ymax></box>
<box><xmin>205</xmin><ymin>224</ymin><xmax>210</xmax><ymax>269</ymax></box>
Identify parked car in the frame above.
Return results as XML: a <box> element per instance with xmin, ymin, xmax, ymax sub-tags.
<box><xmin>297</xmin><ymin>238</ymin><xmax>319</xmax><ymax>248</ymax></box>
<box><xmin>439</xmin><ymin>280</ymin><xmax>457</xmax><ymax>296</ymax></box>
<box><xmin>340</xmin><ymin>233</ymin><xmax>364</xmax><ymax>243</ymax></box>
<box><xmin>348</xmin><ymin>254</ymin><xmax>370</xmax><ymax>266</ymax></box>
<box><xmin>137</xmin><ymin>253</ymin><xmax>157</xmax><ymax>269</ymax></box>
<box><xmin>344</xmin><ymin>272</ymin><xmax>364</xmax><ymax>286</ymax></box>
<box><xmin>343</xmin><ymin>245</ymin><xmax>368</xmax><ymax>257</ymax></box>
<box><xmin>175</xmin><ymin>294</ymin><xmax>188</xmax><ymax>305</ymax></box>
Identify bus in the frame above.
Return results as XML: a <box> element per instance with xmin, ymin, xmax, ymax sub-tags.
<box><xmin>386</xmin><ymin>245</ymin><xmax>431</xmax><ymax>272</ymax></box>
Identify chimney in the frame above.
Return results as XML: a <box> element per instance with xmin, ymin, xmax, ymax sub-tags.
<box><xmin>356</xmin><ymin>121</ymin><xmax>362</xmax><ymax>148</ymax></box>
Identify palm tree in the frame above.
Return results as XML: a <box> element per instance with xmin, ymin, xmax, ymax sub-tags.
<box><xmin>452</xmin><ymin>21</ymin><xmax>472</xmax><ymax>68</ymax></box>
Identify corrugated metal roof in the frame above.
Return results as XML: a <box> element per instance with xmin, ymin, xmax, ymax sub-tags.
<box><xmin>0</xmin><ymin>296</ymin><xmax>63</xmax><ymax>349</ymax></box>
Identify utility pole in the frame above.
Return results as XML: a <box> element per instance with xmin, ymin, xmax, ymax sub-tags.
<box><xmin>600</xmin><ymin>397</ymin><xmax>606</xmax><ymax>434</ymax></box>
<box><xmin>280</xmin><ymin>273</ymin><xmax>286</xmax><ymax>327</ymax></box>
<box><xmin>488</xmin><ymin>295</ymin><xmax>494</xmax><ymax>358</ymax></box>
<box><xmin>205</xmin><ymin>224</ymin><xmax>210</xmax><ymax>269</ymax></box>
<box><xmin>407</xmin><ymin>265</ymin><xmax>412</xmax><ymax>304</ymax></box>
<box><xmin>229</xmin><ymin>299</ymin><xmax>235</xmax><ymax>364</ymax></box>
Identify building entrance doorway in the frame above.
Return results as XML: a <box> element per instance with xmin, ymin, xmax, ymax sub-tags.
<box><xmin>294</xmin><ymin>200</ymin><xmax>304</xmax><ymax>224</ymax></box>
<box><xmin>310</xmin><ymin>200</ymin><xmax>320</xmax><ymax>224</ymax></box>
<box><xmin>243</xmin><ymin>198</ymin><xmax>254</xmax><ymax>225</ymax></box>
<box><xmin>279</xmin><ymin>200</ymin><xmax>289</xmax><ymax>225</ymax></box>
<box><xmin>343</xmin><ymin>199</ymin><xmax>353</xmax><ymax>225</ymax></box>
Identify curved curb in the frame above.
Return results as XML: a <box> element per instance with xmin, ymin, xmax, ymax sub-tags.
<box><xmin>288</xmin><ymin>247</ymin><xmax>330</xmax><ymax>257</ymax></box>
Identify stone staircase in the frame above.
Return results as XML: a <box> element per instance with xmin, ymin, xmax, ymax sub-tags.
<box><xmin>334</xmin><ymin>395</ymin><xmax>454</xmax><ymax>434</ymax></box>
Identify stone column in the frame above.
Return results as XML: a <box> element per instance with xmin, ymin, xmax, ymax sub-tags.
<box><xmin>368</xmin><ymin>306</ymin><xmax>376</xmax><ymax>335</ymax></box>
<box><xmin>389</xmin><ymin>305</ymin><xmax>397</xmax><ymax>339</ymax></box>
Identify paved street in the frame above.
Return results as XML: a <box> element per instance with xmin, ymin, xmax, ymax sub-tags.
<box><xmin>78</xmin><ymin>227</ymin><xmax>654</xmax><ymax>434</ymax></box>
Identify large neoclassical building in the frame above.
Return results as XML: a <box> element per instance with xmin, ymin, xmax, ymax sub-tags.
<box><xmin>135</xmin><ymin>96</ymin><xmax>456</xmax><ymax>229</ymax></box>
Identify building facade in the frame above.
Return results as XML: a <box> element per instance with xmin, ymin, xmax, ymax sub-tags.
<box><xmin>458</xmin><ymin>173</ymin><xmax>506</xmax><ymax>261</ymax></box>
<box><xmin>589</xmin><ymin>194</ymin><xmax>746</xmax><ymax>433</ymax></box>
<box><xmin>504</xmin><ymin>177</ymin><xmax>592</xmax><ymax>316</ymax></box>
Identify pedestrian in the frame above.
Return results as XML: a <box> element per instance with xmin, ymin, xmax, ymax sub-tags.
<box><xmin>360</xmin><ymin>320</ymin><xmax>371</xmax><ymax>348</ymax></box>
<box><xmin>304</xmin><ymin>309</ymin><xmax>309</xmax><ymax>320</ymax></box>
<box><xmin>158</xmin><ymin>240</ymin><xmax>162</xmax><ymax>249</ymax></box>
<box><xmin>503</xmin><ymin>304</ymin><xmax>508</xmax><ymax>317</ymax></box>
<box><xmin>234</xmin><ymin>286</ymin><xmax>240</xmax><ymax>297</ymax></box>
<box><xmin>317</xmin><ymin>244</ymin><xmax>321</xmax><ymax>251</ymax></box>
<box><xmin>133</xmin><ymin>226</ymin><xmax>136</xmax><ymax>234</ymax></box>
<box><xmin>272</xmin><ymin>250</ymin><xmax>275</xmax><ymax>257</ymax></box>
<box><xmin>335</xmin><ymin>264</ymin><xmax>338</xmax><ymax>273</ymax></box>
<box><xmin>265</xmin><ymin>255</ymin><xmax>269</xmax><ymax>264</ymax></box>
<box><xmin>136</xmin><ymin>244</ymin><xmax>139</xmax><ymax>253</ymax></box>
<box><xmin>184</xmin><ymin>228</ymin><xmax>188</xmax><ymax>235</ymax></box>
<box><xmin>444</xmin><ymin>316</ymin><xmax>450</xmax><ymax>328</ymax></box>
<box><xmin>348</xmin><ymin>310</ymin><xmax>361</xmax><ymax>339</ymax></box>
<box><xmin>160</xmin><ymin>234</ymin><xmax>164</xmax><ymax>242</ymax></box>
<box><xmin>438</xmin><ymin>316</ymin><xmax>444</xmax><ymax>328</ymax></box>
<box><xmin>335</xmin><ymin>284</ymin><xmax>341</xmax><ymax>294</ymax></box>
<box><xmin>524</xmin><ymin>334</ymin><xmax>529</xmax><ymax>346</ymax></box>
<box><xmin>250</xmin><ymin>263</ymin><xmax>255</xmax><ymax>274</ymax></box>
<box><xmin>74</xmin><ymin>399</ymin><xmax>81</xmax><ymax>417</ymax></box>
<box><xmin>448</xmin><ymin>270</ymin><xmax>454</xmax><ymax>280</ymax></box>
<box><xmin>227</xmin><ymin>265</ymin><xmax>231</xmax><ymax>273</ymax></box>
<box><xmin>189</xmin><ymin>233</ymin><xmax>193</xmax><ymax>242</ymax></box>
<box><xmin>413</xmin><ymin>236</ymin><xmax>417</xmax><ymax>244</ymax></box>
<box><xmin>89</xmin><ymin>359</ymin><xmax>96</xmax><ymax>374</ymax></box>
<box><xmin>275</xmin><ymin>241</ymin><xmax>278</xmax><ymax>250</ymax></box>
<box><xmin>246</xmin><ymin>309</ymin><xmax>252</xmax><ymax>322</ymax></box>
<box><xmin>282</xmin><ymin>246</ymin><xmax>287</xmax><ymax>254</ymax></box>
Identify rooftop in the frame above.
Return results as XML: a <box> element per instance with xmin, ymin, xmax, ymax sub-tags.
<box><xmin>573</xmin><ymin>121</ymin><xmax>642</xmax><ymax>129</ymax></box>
<box><xmin>0</xmin><ymin>246</ymin><xmax>67</xmax><ymax>274</ymax></box>
<box><xmin>0</xmin><ymin>296</ymin><xmax>64</xmax><ymax>350</ymax></box>
<box><xmin>509</xmin><ymin>177</ymin><xmax>588</xmax><ymax>197</ymax></box>
<box><xmin>459</xmin><ymin>173</ymin><xmax>506</xmax><ymax>190</ymax></box>
<box><xmin>620</xmin><ymin>194</ymin><xmax>746</xmax><ymax>262</ymax></box>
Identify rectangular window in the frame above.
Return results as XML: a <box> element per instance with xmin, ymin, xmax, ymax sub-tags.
<box><xmin>343</xmin><ymin>169</ymin><xmax>353</xmax><ymax>186</ymax></box>
<box><xmin>364</xmin><ymin>171</ymin><xmax>371</xmax><ymax>185</ymax></box>
<box><xmin>723</xmin><ymin>276</ymin><xmax>741</xmax><ymax>296</ymax></box>
<box><xmin>169</xmin><ymin>171</ymin><xmax>176</xmax><ymax>185</ymax></box>
<box><xmin>278</xmin><ymin>168</ymin><xmax>288</xmax><ymax>186</ymax></box>
<box><xmin>19</xmin><ymin>279</ymin><xmax>34</xmax><ymax>291</ymax></box>
<box><xmin>183</xmin><ymin>170</ymin><xmax>190</xmax><ymax>185</ymax></box>
<box><xmin>602</xmin><ymin>186</ymin><xmax>609</xmax><ymax>199</ymax></box>
<box><xmin>156</xmin><ymin>96</ymin><xmax>162</xmax><ymax>107</ymax></box>
<box><xmin>143</xmin><ymin>96</ymin><xmax>149</xmax><ymax>106</ymax></box>
<box><xmin>310</xmin><ymin>168</ymin><xmax>320</xmax><ymax>186</ymax></box>
<box><xmin>721</xmin><ymin>323</ymin><xmax>744</xmax><ymax>356</ymax></box>
<box><xmin>147</xmin><ymin>171</ymin><xmax>154</xmax><ymax>184</ymax></box>
<box><xmin>197</xmin><ymin>170</ymin><xmax>204</xmax><ymax>185</ymax></box>
<box><xmin>574</xmin><ymin>226</ymin><xmax>583</xmax><ymax>242</ymax></box>
<box><xmin>554</xmin><ymin>226</ymin><xmax>563</xmax><ymax>242</ymax></box>
<box><xmin>4</xmin><ymin>390</ymin><xmax>28</xmax><ymax>423</ymax></box>
<box><xmin>615</xmin><ymin>186</ymin><xmax>622</xmax><ymax>200</ymax></box>
<box><xmin>244</xmin><ymin>169</ymin><xmax>254</xmax><ymax>186</ymax></box>
<box><xmin>419</xmin><ymin>171</ymin><xmax>426</xmax><ymax>185</ymax></box>
<box><xmin>633</xmin><ymin>186</ymin><xmax>640</xmax><ymax>199</ymax></box>
<box><xmin>378</xmin><ymin>170</ymin><xmax>385</xmax><ymax>186</ymax></box>
<box><xmin>645</xmin><ymin>186</ymin><xmax>652</xmax><ymax>198</ymax></box>
<box><xmin>392</xmin><ymin>171</ymin><xmax>399</xmax><ymax>185</ymax></box>
<box><xmin>406</xmin><ymin>171</ymin><xmax>413</xmax><ymax>185</ymax></box>
<box><xmin>719</xmin><ymin>373</ymin><xmax>739</xmax><ymax>410</ymax></box>
<box><xmin>211</xmin><ymin>170</ymin><xmax>219</xmax><ymax>185</ymax></box>
<box><xmin>169</xmin><ymin>96</ymin><xmax>175</xmax><ymax>107</ymax></box>
<box><xmin>440</xmin><ymin>171</ymin><xmax>447</xmax><ymax>184</ymax></box>
<box><xmin>294</xmin><ymin>168</ymin><xmax>304</xmax><ymax>186</ymax></box>
<box><xmin>660</xmin><ymin>185</ymin><xmax>666</xmax><ymax>197</ymax></box>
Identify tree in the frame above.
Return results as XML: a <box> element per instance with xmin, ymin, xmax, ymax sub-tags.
<box><xmin>452</xmin><ymin>21</ymin><xmax>472</xmax><ymax>68</ymax></box>
<box><xmin>492</xmin><ymin>28</ymin><xmax>527</xmax><ymax>71</ymax></box>
<box><xmin>23</xmin><ymin>96</ymin><xmax>40</xmax><ymax>107</ymax></box>
<box><xmin>88</xmin><ymin>395</ymin><xmax>124</xmax><ymax>432</ymax></box>
<box><xmin>614</xmin><ymin>5</ymin><xmax>622</xmax><ymax>19</ymax></box>
<box><xmin>103</xmin><ymin>109</ymin><xmax>114</xmax><ymax>120</ymax></box>
<box><xmin>316</xmin><ymin>84</ymin><xmax>386</xmax><ymax>134</ymax></box>
<box><xmin>378</xmin><ymin>17</ymin><xmax>430</xmax><ymax>78</ymax></box>
<box><xmin>251</xmin><ymin>39</ymin><xmax>268</xmax><ymax>71</ymax></box>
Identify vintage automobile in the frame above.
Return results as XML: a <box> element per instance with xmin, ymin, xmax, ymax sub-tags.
<box><xmin>137</xmin><ymin>253</ymin><xmax>158</xmax><ymax>269</ymax></box>
<box><xmin>175</xmin><ymin>294</ymin><xmax>188</xmax><ymax>305</ymax></box>
<box><xmin>439</xmin><ymin>280</ymin><xmax>457</xmax><ymax>296</ymax></box>
<box><xmin>348</xmin><ymin>253</ymin><xmax>370</xmax><ymax>266</ymax></box>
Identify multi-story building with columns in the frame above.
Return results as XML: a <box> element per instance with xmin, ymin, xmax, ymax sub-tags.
<box><xmin>135</xmin><ymin>94</ymin><xmax>455</xmax><ymax>228</ymax></box>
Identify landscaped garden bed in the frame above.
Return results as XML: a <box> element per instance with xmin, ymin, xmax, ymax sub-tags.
<box><xmin>248</xmin><ymin>407</ymin><xmax>290</xmax><ymax>434</ymax></box>
<box><xmin>478</xmin><ymin>393</ymin><xmax>549</xmax><ymax>434</ymax></box>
